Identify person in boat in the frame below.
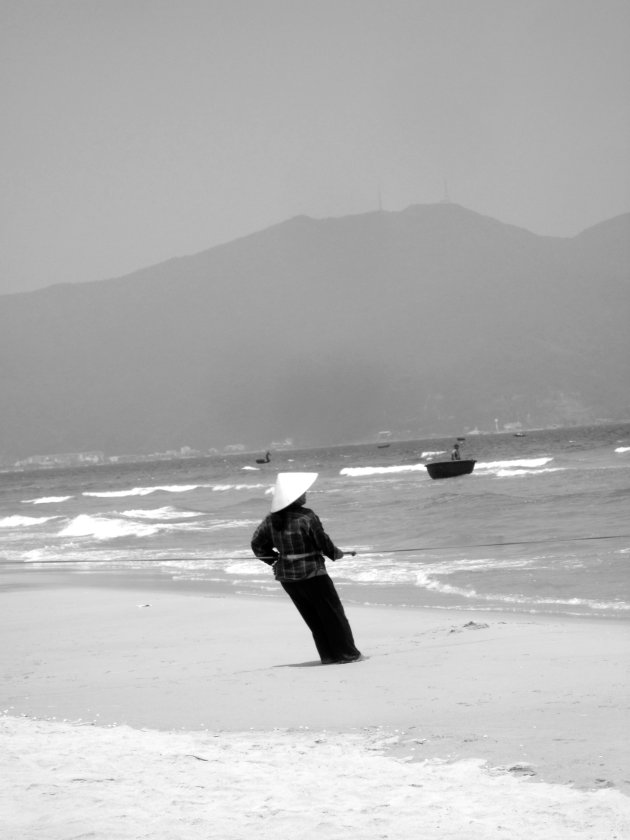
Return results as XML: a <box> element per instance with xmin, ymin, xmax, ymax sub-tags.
<box><xmin>251</xmin><ymin>472</ymin><xmax>362</xmax><ymax>665</ymax></box>
<box><xmin>451</xmin><ymin>442</ymin><xmax>461</xmax><ymax>461</ymax></box>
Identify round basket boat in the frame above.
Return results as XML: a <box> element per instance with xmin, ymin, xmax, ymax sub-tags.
<box><xmin>425</xmin><ymin>459</ymin><xmax>476</xmax><ymax>480</ymax></box>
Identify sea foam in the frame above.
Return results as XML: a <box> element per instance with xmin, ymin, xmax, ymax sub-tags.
<box><xmin>59</xmin><ymin>514</ymin><xmax>161</xmax><ymax>540</ymax></box>
<box><xmin>0</xmin><ymin>515</ymin><xmax>58</xmax><ymax>528</ymax></box>
<box><xmin>340</xmin><ymin>457</ymin><xmax>555</xmax><ymax>479</ymax></box>
<box><xmin>21</xmin><ymin>496</ymin><xmax>73</xmax><ymax>505</ymax></box>
<box><xmin>413</xmin><ymin>570</ymin><xmax>630</xmax><ymax>612</ymax></box>
<box><xmin>83</xmin><ymin>484</ymin><xmax>209</xmax><ymax>498</ymax></box>
<box><xmin>120</xmin><ymin>507</ymin><xmax>202</xmax><ymax>520</ymax></box>
<box><xmin>340</xmin><ymin>463</ymin><xmax>426</xmax><ymax>477</ymax></box>
<box><xmin>212</xmin><ymin>483</ymin><xmax>269</xmax><ymax>491</ymax></box>
<box><xmin>477</xmin><ymin>457</ymin><xmax>553</xmax><ymax>470</ymax></box>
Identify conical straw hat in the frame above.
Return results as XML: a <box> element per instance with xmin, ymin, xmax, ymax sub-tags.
<box><xmin>270</xmin><ymin>472</ymin><xmax>318</xmax><ymax>512</ymax></box>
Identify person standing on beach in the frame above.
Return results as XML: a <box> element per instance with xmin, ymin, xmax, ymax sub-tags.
<box><xmin>251</xmin><ymin>472</ymin><xmax>362</xmax><ymax>665</ymax></box>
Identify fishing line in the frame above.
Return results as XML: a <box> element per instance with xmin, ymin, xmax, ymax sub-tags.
<box><xmin>375</xmin><ymin>533</ymin><xmax>630</xmax><ymax>554</ymax></box>
<box><xmin>5</xmin><ymin>532</ymin><xmax>629</xmax><ymax>566</ymax></box>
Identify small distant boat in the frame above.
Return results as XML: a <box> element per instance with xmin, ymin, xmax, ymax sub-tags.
<box><xmin>376</xmin><ymin>431</ymin><xmax>392</xmax><ymax>448</ymax></box>
<box><xmin>513</xmin><ymin>432</ymin><xmax>526</xmax><ymax>437</ymax></box>
<box><xmin>255</xmin><ymin>450</ymin><xmax>271</xmax><ymax>464</ymax></box>
<box><xmin>425</xmin><ymin>459</ymin><xmax>476</xmax><ymax>480</ymax></box>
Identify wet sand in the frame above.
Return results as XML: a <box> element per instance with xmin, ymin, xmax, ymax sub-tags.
<box><xmin>1</xmin><ymin>571</ymin><xmax>629</xmax><ymax>838</ymax></box>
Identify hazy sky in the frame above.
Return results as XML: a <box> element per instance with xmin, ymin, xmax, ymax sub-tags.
<box><xmin>2</xmin><ymin>0</ymin><xmax>629</xmax><ymax>295</ymax></box>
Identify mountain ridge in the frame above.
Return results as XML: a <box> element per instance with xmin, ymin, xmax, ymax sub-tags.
<box><xmin>1</xmin><ymin>203</ymin><xmax>628</xmax><ymax>463</ymax></box>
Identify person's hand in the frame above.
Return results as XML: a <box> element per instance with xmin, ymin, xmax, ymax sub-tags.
<box><xmin>334</xmin><ymin>549</ymin><xmax>356</xmax><ymax>560</ymax></box>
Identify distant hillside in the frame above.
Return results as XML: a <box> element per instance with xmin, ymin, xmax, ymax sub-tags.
<box><xmin>1</xmin><ymin>203</ymin><xmax>629</xmax><ymax>463</ymax></box>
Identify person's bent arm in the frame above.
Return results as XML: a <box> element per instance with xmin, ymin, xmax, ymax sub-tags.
<box><xmin>251</xmin><ymin>520</ymin><xmax>278</xmax><ymax>566</ymax></box>
<box><xmin>310</xmin><ymin>514</ymin><xmax>343</xmax><ymax>561</ymax></box>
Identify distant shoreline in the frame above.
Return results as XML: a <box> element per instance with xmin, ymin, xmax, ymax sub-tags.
<box><xmin>3</xmin><ymin>419</ymin><xmax>629</xmax><ymax>474</ymax></box>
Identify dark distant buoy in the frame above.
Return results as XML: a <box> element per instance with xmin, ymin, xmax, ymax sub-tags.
<box><xmin>256</xmin><ymin>451</ymin><xmax>271</xmax><ymax>464</ymax></box>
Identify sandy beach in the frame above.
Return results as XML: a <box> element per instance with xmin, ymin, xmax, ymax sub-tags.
<box><xmin>1</xmin><ymin>570</ymin><xmax>629</xmax><ymax>839</ymax></box>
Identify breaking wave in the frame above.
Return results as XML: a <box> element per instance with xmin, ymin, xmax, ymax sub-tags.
<box><xmin>56</xmin><ymin>513</ymin><xmax>260</xmax><ymax>541</ymax></box>
<box><xmin>0</xmin><ymin>515</ymin><xmax>59</xmax><ymax>528</ymax></box>
<box><xmin>120</xmin><ymin>507</ymin><xmax>202</xmax><ymax>520</ymax></box>
<box><xmin>476</xmin><ymin>457</ymin><xmax>553</xmax><ymax>470</ymax></box>
<box><xmin>340</xmin><ymin>457</ymin><xmax>557</xmax><ymax>479</ymax></box>
<box><xmin>212</xmin><ymin>483</ymin><xmax>270</xmax><ymax>492</ymax></box>
<box><xmin>340</xmin><ymin>464</ymin><xmax>426</xmax><ymax>477</ymax></box>
<box><xmin>83</xmin><ymin>484</ymin><xmax>210</xmax><ymax>498</ymax></box>
<box><xmin>21</xmin><ymin>496</ymin><xmax>73</xmax><ymax>505</ymax></box>
<box><xmin>59</xmin><ymin>514</ymin><xmax>162</xmax><ymax>539</ymax></box>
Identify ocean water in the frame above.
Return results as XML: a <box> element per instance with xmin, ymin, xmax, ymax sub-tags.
<box><xmin>1</xmin><ymin>424</ymin><xmax>629</xmax><ymax>620</ymax></box>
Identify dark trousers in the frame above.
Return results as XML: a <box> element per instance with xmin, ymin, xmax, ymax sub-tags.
<box><xmin>281</xmin><ymin>574</ymin><xmax>361</xmax><ymax>663</ymax></box>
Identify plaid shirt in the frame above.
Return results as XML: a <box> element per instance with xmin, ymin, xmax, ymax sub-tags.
<box><xmin>251</xmin><ymin>506</ymin><xmax>342</xmax><ymax>581</ymax></box>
